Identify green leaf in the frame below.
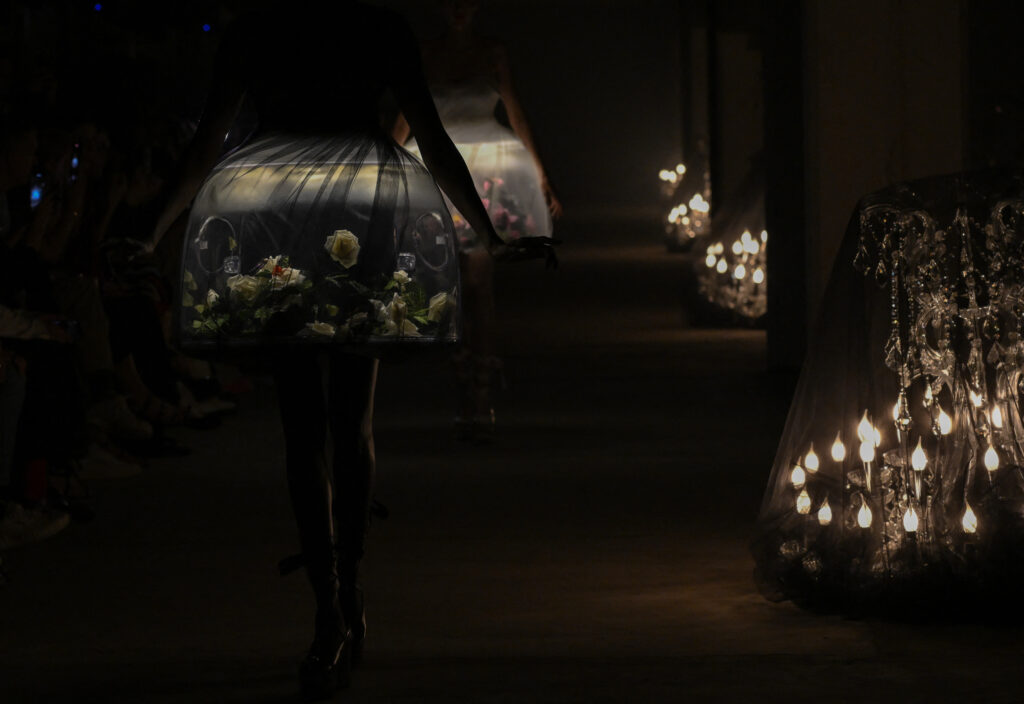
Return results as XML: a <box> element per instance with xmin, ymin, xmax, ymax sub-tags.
<box><xmin>182</xmin><ymin>293</ymin><xmax>194</xmax><ymax>307</ymax></box>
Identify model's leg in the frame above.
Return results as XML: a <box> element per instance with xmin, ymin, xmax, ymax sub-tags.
<box><xmin>274</xmin><ymin>350</ymin><xmax>351</xmax><ymax>698</ymax></box>
<box><xmin>327</xmin><ymin>353</ymin><xmax>378</xmax><ymax>662</ymax></box>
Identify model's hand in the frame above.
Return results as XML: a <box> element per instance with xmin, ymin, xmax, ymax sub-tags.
<box><xmin>493</xmin><ymin>236</ymin><xmax>560</xmax><ymax>269</ymax></box>
<box><xmin>542</xmin><ymin>178</ymin><xmax>563</xmax><ymax>219</ymax></box>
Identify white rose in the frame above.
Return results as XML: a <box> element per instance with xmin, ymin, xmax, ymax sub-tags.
<box><xmin>206</xmin><ymin>289</ymin><xmax>220</xmax><ymax>307</ymax></box>
<box><xmin>325</xmin><ymin>230</ymin><xmax>360</xmax><ymax>268</ymax></box>
<box><xmin>271</xmin><ymin>267</ymin><xmax>307</xmax><ymax>290</ymax></box>
<box><xmin>307</xmin><ymin>321</ymin><xmax>336</xmax><ymax>336</ymax></box>
<box><xmin>226</xmin><ymin>275</ymin><xmax>261</xmax><ymax>303</ymax></box>
<box><xmin>386</xmin><ymin>293</ymin><xmax>407</xmax><ymax>325</ymax></box>
<box><xmin>427</xmin><ymin>291</ymin><xmax>454</xmax><ymax>322</ymax></box>
<box><xmin>382</xmin><ymin>318</ymin><xmax>421</xmax><ymax>337</ymax></box>
<box><xmin>259</xmin><ymin>255</ymin><xmax>283</xmax><ymax>274</ymax></box>
<box><xmin>393</xmin><ymin>270</ymin><xmax>411</xmax><ymax>285</ymax></box>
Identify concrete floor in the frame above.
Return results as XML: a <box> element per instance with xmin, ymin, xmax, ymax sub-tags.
<box><xmin>3</xmin><ymin>220</ymin><xmax>1024</xmax><ymax>703</ymax></box>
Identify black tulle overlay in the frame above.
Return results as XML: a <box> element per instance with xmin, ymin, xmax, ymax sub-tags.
<box><xmin>177</xmin><ymin>133</ymin><xmax>460</xmax><ymax>352</ymax></box>
<box><xmin>752</xmin><ymin>169</ymin><xmax>1024</xmax><ymax>613</ymax></box>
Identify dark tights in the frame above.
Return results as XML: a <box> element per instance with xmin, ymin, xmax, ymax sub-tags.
<box><xmin>273</xmin><ymin>350</ymin><xmax>377</xmax><ymax>632</ymax></box>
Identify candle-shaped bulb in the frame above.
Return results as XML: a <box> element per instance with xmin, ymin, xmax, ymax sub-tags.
<box><xmin>892</xmin><ymin>402</ymin><xmax>900</xmax><ymax>422</ymax></box>
<box><xmin>963</xmin><ymin>502</ymin><xmax>978</xmax><ymax>534</ymax></box>
<box><xmin>817</xmin><ymin>497</ymin><xmax>832</xmax><ymax>526</ymax></box>
<box><xmin>732</xmin><ymin>241</ymin><xmax>743</xmax><ymax>255</ymax></box>
<box><xmin>805</xmin><ymin>445</ymin><xmax>820</xmax><ymax>473</ymax></box>
<box><xmin>858</xmin><ymin>501</ymin><xmax>873</xmax><ymax>528</ymax></box>
<box><xmin>790</xmin><ymin>465</ymin><xmax>806</xmax><ymax>489</ymax></box>
<box><xmin>859</xmin><ymin>439</ymin><xmax>875</xmax><ymax>463</ymax></box>
<box><xmin>734</xmin><ymin>264</ymin><xmax>747</xmax><ymax>280</ymax></box>
<box><xmin>873</xmin><ymin>426</ymin><xmax>882</xmax><ymax>447</ymax></box>
<box><xmin>985</xmin><ymin>444</ymin><xmax>1000</xmax><ymax>472</ymax></box>
<box><xmin>716</xmin><ymin>259</ymin><xmax>728</xmax><ymax>274</ymax></box>
<box><xmin>938</xmin><ymin>408</ymin><xmax>953</xmax><ymax>435</ymax></box>
<box><xmin>992</xmin><ymin>405</ymin><xmax>1004</xmax><ymax>429</ymax></box>
<box><xmin>971</xmin><ymin>389</ymin><xmax>983</xmax><ymax>408</ymax></box>
<box><xmin>857</xmin><ymin>411</ymin><xmax>873</xmax><ymax>442</ymax></box>
<box><xmin>911</xmin><ymin>438</ymin><xmax>927</xmax><ymax>471</ymax></box>
<box><xmin>796</xmin><ymin>488</ymin><xmax>811</xmax><ymax>515</ymax></box>
<box><xmin>903</xmin><ymin>506</ymin><xmax>919</xmax><ymax>533</ymax></box>
<box><xmin>830</xmin><ymin>433</ymin><xmax>846</xmax><ymax>462</ymax></box>
<box><xmin>675</xmin><ymin>163</ymin><xmax>686</xmax><ymax>174</ymax></box>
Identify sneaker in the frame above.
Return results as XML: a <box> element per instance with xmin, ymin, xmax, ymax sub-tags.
<box><xmin>77</xmin><ymin>443</ymin><xmax>143</xmax><ymax>480</ymax></box>
<box><xmin>87</xmin><ymin>395</ymin><xmax>154</xmax><ymax>443</ymax></box>
<box><xmin>0</xmin><ymin>501</ymin><xmax>71</xmax><ymax>550</ymax></box>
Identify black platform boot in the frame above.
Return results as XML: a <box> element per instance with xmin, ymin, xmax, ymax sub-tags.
<box><xmin>299</xmin><ymin>559</ymin><xmax>353</xmax><ymax>702</ymax></box>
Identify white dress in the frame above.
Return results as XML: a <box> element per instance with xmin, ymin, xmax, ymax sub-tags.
<box><xmin>406</xmin><ymin>78</ymin><xmax>553</xmax><ymax>249</ymax></box>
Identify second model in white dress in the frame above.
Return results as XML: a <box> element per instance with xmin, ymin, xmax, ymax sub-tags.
<box><xmin>405</xmin><ymin>76</ymin><xmax>553</xmax><ymax>249</ymax></box>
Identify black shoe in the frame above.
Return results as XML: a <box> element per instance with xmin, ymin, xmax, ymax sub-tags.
<box><xmin>299</xmin><ymin>627</ymin><xmax>353</xmax><ymax>701</ymax></box>
<box><xmin>339</xmin><ymin>585</ymin><xmax>366</xmax><ymax>666</ymax></box>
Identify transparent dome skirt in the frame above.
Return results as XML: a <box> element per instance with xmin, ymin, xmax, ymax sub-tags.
<box><xmin>752</xmin><ymin>169</ymin><xmax>1024</xmax><ymax>613</ymax></box>
<box><xmin>177</xmin><ymin>133</ymin><xmax>460</xmax><ymax>353</ymax></box>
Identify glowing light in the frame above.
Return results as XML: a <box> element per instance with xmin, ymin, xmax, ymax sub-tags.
<box><xmin>681</xmin><ymin>216</ymin><xmax>690</xmax><ymax>225</ymax></box>
<box><xmin>713</xmin><ymin>243</ymin><xmax>724</xmax><ymax>255</ymax></box>
<box><xmin>716</xmin><ymin>259</ymin><xmax>728</xmax><ymax>274</ymax></box>
<box><xmin>202</xmin><ymin>23</ymin><xmax>212</xmax><ymax>32</ymax></box>
<box><xmin>796</xmin><ymin>489</ymin><xmax>812</xmax><ymax>515</ymax></box>
<box><xmin>732</xmin><ymin>241</ymin><xmax>743</xmax><ymax>255</ymax></box>
<box><xmin>985</xmin><ymin>444</ymin><xmax>1000</xmax><ymax>472</ymax></box>
<box><xmin>760</xmin><ymin>230</ymin><xmax>768</xmax><ymax>243</ymax></box>
<box><xmin>903</xmin><ymin>506</ymin><xmax>919</xmax><ymax>533</ymax></box>
<box><xmin>938</xmin><ymin>408</ymin><xmax>953</xmax><ymax>435</ymax></box>
<box><xmin>817</xmin><ymin>498</ymin><xmax>832</xmax><ymax>526</ymax></box>
<box><xmin>705</xmin><ymin>254</ymin><xmax>717</xmax><ymax>268</ymax></box>
<box><xmin>970</xmin><ymin>389</ymin><xmax>983</xmax><ymax>408</ymax></box>
<box><xmin>741</xmin><ymin>230</ymin><xmax>753</xmax><ymax>244</ymax></box>
<box><xmin>858</xmin><ymin>501</ymin><xmax>873</xmax><ymax>528</ymax></box>
<box><xmin>857</xmin><ymin>411</ymin><xmax>873</xmax><ymax>442</ymax></box>
<box><xmin>734</xmin><ymin>264</ymin><xmax>747</xmax><ymax>280</ymax></box>
<box><xmin>992</xmin><ymin>405</ymin><xmax>1004</xmax><ymax>429</ymax></box>
<box><xmin>859</xmin><ymin>439</ymin><xmax>875</xmax><ymax>464</ymax></box>
<box><xmin>873</xmin><ymin>426</ymin><xmax>882</xmax><ymax>447</ymax></box>
<box><xmin>689</xmin><ymin>193</ymin><xmax>710</xmax><ymax>213</ymax></box>
<box><xmin>892</xmin><ymin>402</ymin><xmax>900</xmax><ymax>422</ymax></box>
<box><xmin>659</xmin><ymin>169</ymin><xmax>673</xmax><ymax>181</ymax></box>
<box><xmin>804</xmin><ymin>445</ymin><xmax>820</xmax><ymax>473</ymax></box>
<box><xmin>94</xmin><ymin>3</ymin><xmax>102</xmax><ymax>10</ymax></box>
<box><xmin>675</xmin><ymin>163</ymin><xmax>687</xmax><ymax>175</ymax></box>
<box><xmin>962</xmin><ymin>502</ymin><xmax>978</xmax><ymax>534</ymax></box>
<box><xmin>830</xmin><ymin>433</ymin><xmax>846</xmax><ymax>462</ymax></box>
<box><xmin>753</xmin><ymin>268</ymin><xmax>765</xmax><ymax>284</ymax></box>
<box><xmin>911</xmin><ymin>438</ymin><xmax>927</xmax><ymax>471</ymax></box>
<box><xmin>790</xmin><ymin>465</ymin><xmax>806</xmax><ymax>489</ymax></box>
<box><xmin>924</xmin><ymin>384</ymin><xmax>934</xmax><ymax>406</ymax></box>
